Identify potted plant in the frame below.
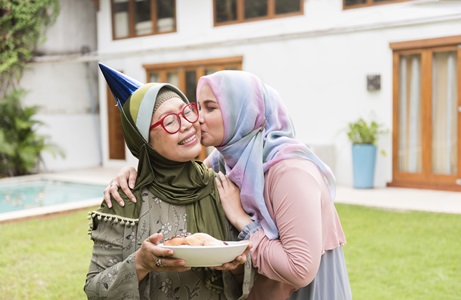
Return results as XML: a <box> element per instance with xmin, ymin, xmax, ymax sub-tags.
<box><xmin>347</xmin><ymin>118</ymin><xmax>387</xmax><ymax>189</ymax></box>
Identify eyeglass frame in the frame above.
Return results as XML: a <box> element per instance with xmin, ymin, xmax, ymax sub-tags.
<box><xmin>149</xmin><ymin>102</ymin><xmax>199</xmax><ymax>134</ymax></box>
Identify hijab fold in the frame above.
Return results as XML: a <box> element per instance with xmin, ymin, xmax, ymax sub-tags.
<box><xmin>198</xmin><ymin>71</ymin><xmax>336</xmax><ymax>240</ymax></box>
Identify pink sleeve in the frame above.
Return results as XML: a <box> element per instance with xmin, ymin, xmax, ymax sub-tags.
<box><xmin>248</xmin><ymin>160</ymin><xmax>323</xmax><ymax>288</ymax></box>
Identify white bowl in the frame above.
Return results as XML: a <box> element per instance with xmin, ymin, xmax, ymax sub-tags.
<box><xmin>159</xmin><ymin>241</ymin><xmax>249</xmax><ymax>267</ymax></box>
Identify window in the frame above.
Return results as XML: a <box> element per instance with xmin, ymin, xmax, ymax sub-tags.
<box><xmin>144</xmin><ymin>57</ymin><xmax>243</xmax><ymax>160</ymax></box>
<box><xmin>343</xmin><ymin>0</ymin><xmax>407</xmax><ymax>9</ymax></box>
<box><xmin>214</xmin><ymin>0</ymin><xmax>302</xmax><ymax>25</ymax></box>
<box><xmin>111</xmin><ymin>0</ymin><xmax>175</xmax><ymax>40</ymax></box>
<box><xmin>389</xmin><ymin>36</ymin><xmax>461</xmax><ymax>191</ymax></box>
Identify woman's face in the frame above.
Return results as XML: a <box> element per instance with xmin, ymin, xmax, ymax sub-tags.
<box><xmin>197</xmin><ymin>83</ymin><xmax>224</xmax><ymax>147</ymax></box>
<box><xmin>149</xmin><ymin>97</ymin><xmax>202</xmax><ymax>162</ymax></box>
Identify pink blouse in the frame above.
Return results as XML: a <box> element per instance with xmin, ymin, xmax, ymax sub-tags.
<box><xmin>247</xmin><ymin>158</ymin><xmax>346</xmax><ymax>299</ymax></box>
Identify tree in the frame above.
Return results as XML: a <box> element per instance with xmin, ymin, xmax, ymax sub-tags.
<box><xmin>0</xmin><ymin>0</ymin><xmax>60</xmax><ymax>94</ymax></box>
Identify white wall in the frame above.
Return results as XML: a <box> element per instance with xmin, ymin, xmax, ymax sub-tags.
<box><xmin>36</xmin><ymin>0</ymin><xmax>97</xmax><ymax>55</ymax></box>
<box><xmin>10</xmin><ymin>0</ymin><xmax>455</xmax><ymax>186</ymax></box>
<box><xmin>19</xmin><ymin>0</ymin><xmax>101</xmax><ymax>172</ymax></box>
<box><xmin>21</xmin><ymin>61</ymin><xmax>102</xmax><ymax>172</ymax></box>
<box><xmin>94</xmin><ymin>0</ymin><xmax>461</xmax><ymax>188</ymax></box>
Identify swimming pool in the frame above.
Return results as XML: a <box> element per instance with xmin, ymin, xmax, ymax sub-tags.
<box><xmin>0</xmin><ymin>179</ymin><xmax>105</xmax><ymax>215</ymax></box>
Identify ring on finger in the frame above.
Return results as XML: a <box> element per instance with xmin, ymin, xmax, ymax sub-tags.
<box><xmin>155</xmin><ymin>257</ymin><xmax>163</xmax><ymax>268</ymax></box>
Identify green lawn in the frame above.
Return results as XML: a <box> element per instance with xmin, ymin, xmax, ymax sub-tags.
<box><xmin>338</xmin><ymin>204</ymin><xmax>461</xmax><ymax>300</ymax></box>
<box><xmin>0</xmin><ymin>204</ymin><xmax>460</xmax><ymax>299</ymax></box>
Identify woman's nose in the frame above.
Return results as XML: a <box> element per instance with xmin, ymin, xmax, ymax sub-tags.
<box><xmin>198</xmin><ymin>113</ymin><xmax>205</xmax><ymax>124</ymax></box>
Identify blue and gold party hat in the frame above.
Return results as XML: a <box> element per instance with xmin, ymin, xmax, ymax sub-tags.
<box><xmin>98</xmin><ymin>63</ymin><xmax>143</xmax><ymax>108</ymax></box>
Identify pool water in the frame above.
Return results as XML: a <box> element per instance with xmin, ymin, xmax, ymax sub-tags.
<box><xmin>0</xmin><ymin>179</ymin><xmax>105</xmax><ymax>214</ymax></box>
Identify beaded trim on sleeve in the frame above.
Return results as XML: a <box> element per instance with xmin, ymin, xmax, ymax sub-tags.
<box><xmin>87</xmin><ymin>211</ymin><xmax>139</xmax><ymax>235</ymax></box>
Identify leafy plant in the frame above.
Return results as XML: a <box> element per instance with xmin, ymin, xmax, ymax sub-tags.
<box><xmin>0</xmin><ymin>89</ymin><xmax>64</xmax><ymax>177</ymax></box>
<box><xmin>0</xmin><ymin>0</ymin><xmax>60</xmax><ymax>95</ymax></box>
<box><xmin>347</xmin><ymin>118</ymin><xmax>388</xmax><ymax>145</ymax></box>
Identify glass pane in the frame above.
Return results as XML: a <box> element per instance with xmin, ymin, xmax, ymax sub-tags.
<box><xmin>432</xmin><ymin>51</ymin><xmax>458</xmax><ymax>175</ymax></box>
<box><xmin>185</xmin><ymin>71</ymin><xmax>197</xmax><ymax>102</ymax></box>
<box><xmin>167</xmin><ymin>72</ymin><xmax>179</xmax><ymax>86</ymax></box>
<box><xmin>216</xmin><ymin>0</ymin><xmax>237</xmax><ymax>23</ymax></box>
<box><xmin>245</xmin><ymin>0</ymin><xmax>267</xmax><ymax>19</ymax></box>
<box><xmin>275</xmin><ymin>0</ymin><xmax>301</xmax><ymax>14</ymax></box>
<box><xmin>205</xmin><ymin>68</ymin><xmax>218</xmax><ymax>75</ymax></box>
<box><xmin>157</xmin><ymin>0</ymin><xmax>175</xmax><ymax>32</ymax></box>
<box><xmin>113</xmin><ymin>0</ymin><xmax>130</xmax><ymax>38</ymax></box>
<box><xmin>149</xmin><ymin>73</ymin><xmax>160</xmax><ymax>82</ymax></box>
<box><xmin>398</xmin><ymin>54</ymin><xmax>422</xmax><ymax>173</ymax></box>
<box><xmin>344</xmin><ymin>0</ymin><xmax>366</xmax><ymax>6</ymax></box>
<box><xmin>135</xmin><ymin>0</ymin><xmax>152</xmax><ymax>35</ymax></box>
<box><xmin>224</xmin><ymin>65</ymin><xmax>239</xmax><ymax>70</ymax></box>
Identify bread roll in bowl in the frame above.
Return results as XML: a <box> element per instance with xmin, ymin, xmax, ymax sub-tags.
<box><xmin>164</xmin><ymin>232</ymin><xmax>227</xmax><ymax>246</ymax></box>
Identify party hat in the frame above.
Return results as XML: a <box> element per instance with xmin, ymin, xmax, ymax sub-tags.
<box><xmin>98</xmin><ymin>63</ymin><xmax>143</xmax><ymax>108</ymax></box>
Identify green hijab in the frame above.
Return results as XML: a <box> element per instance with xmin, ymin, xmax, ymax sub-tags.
<box><xmin>91</xmin><ymin>83</ymin><xmax>229</xmax><ymax>293</ymax></box>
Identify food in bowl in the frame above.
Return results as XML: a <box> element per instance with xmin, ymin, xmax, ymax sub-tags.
<box><xmin>163</xmin><ymin>232</ymin><xmax>227</xmax><ymax>246</ymax></box>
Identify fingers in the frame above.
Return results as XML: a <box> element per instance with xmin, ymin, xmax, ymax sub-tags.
<box><xmin>211</xmin><ymin>244</ymin><xmax>251</xmax><ymax>271</ymax></box>
<box><xmin>107</xmin><ymin>182</ymin><xmax>126</xmax><ymax>207</ymax></box>
<box><xmin>145</xmin><ymin>233</ymin><xmax>190</xmax><ymax>272</ymax></box>
<box><xmin>117</xmin><ymin>175</ymin><xmax>136</xmax><ymax>203</ymax></box>
<box><xmin>103</xmin><ymin>182</ymin><xmax>123</xmax><ymax>208</ymax></box>
<box><xmin>146</xmin><ymin>232</ymin><xmax>164</xmax><ymax>245</ymax></box>
<box><xmin>152</xmin><ymin>256</ymin><xmax>190</xmax><ymax>272</ymax></box>
<box><xmin>128</xmin><ymin>167</ymin><xmax>137</xmax><ymax>189</ymax></box>
<box><xmin>103</xmin><ymin>166</ymin><xmax>138</xmax><ymax>208</ymax></box>
<box><xmin>217</xmin><ymin>172</ymin><xmax>227</xmax><ymax>187</ymax></box>
<box><xmin>103</xmin><ymin>187</ymin><xmax>113</xmax><ymax>208</ymax></box>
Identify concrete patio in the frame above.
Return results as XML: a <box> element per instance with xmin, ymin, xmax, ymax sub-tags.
<box><xmin>1</xmin><ymin>166</ymin><xmax>460</xmax><ymax>223</ymax></box>
<box><xmin>48</xmin><ymin>166</ymin><xmax>461</xmax><ymax>215</ymax></box>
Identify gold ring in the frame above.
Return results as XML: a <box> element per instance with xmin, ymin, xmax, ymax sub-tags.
<box><xmin>155</xmin><ymin>258</ymin><xmax>163</xmax><ymax>268</ymax></box>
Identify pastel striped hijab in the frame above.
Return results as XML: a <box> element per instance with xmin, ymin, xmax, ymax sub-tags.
<box><xmin>197</xmin><ymin>70</ymin><xmax>336</xmax><ymax>239</ymax></box>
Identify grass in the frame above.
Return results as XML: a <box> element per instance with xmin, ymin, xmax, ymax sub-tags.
<box><xmin>338</xmin><ymin>204</ymin><xmax>461</xmax><ymax>300</ymax></box>
<box><xmin>0</xmin><ymin>208</ymin><xmax>96</xmax><ymax>300</ymax></box>
<box><xmin>0</xmin><ymin>204</ymin><xmax>460</xmax><ymax>299</ymax></box>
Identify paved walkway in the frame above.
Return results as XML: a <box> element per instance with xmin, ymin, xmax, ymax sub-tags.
<box><xmin>1</xmin><ymin>166</ymin><xmax>460</xmax><ymax>223</ymax></box>
<box><xmin>335</xmin><ymin>185</ymin><xmax>461</xmax><ymax>215</ymax></box>
<box><xmin>58</xmin><ymin>166</ymin><xmax>461</xmax><ymax>215</ymax></box>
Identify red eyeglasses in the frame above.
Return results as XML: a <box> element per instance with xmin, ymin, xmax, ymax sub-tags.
<box><xmin>149</xmin><ymin>103</ymin><xmax>199</xmax><ymax>134</ymax></box>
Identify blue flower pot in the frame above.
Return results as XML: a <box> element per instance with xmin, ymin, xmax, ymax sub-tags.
<box><xmin>352</xmin><ymin>144</ymin><xmax>377</xmax><ymax>189</ymax></box>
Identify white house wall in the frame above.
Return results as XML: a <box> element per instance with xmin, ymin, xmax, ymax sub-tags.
<box><xmin>21</xmin><ymin>0</ymin><xmax>460</xmax><ymax>185</ymax></box>
<box><xmin>95</xmin><ymin>0</ymin><xmax>461</xmax><ymax>188</ymax></box>
<box><xmin>20</xmin><ymin>0</ymin><xmax>100</xmax><ymax>172</ymax></box>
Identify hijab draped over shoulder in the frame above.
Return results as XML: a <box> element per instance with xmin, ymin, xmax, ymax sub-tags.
<box><xmin>197</xmin><ymin>71</ymin><xmax>336</xmax><ymax>240</ymax></box>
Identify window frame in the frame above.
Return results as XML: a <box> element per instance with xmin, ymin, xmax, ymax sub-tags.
<box><xmin>143</xmin><ymin>56</ymin><xmax>243</xmax><ymax>94</ymax></box>
<box><xmin>343</xmin><ymin>0</ymin><xmax>408</xmax><ymax>10</ymax></box>
<box><xmin>213</xmin><ymin>0</ymin><xmax>303</xmax><ymax>26</ymax></box>
<box><xmin>110</xmin><ymin>0</ymin><xmax>176</xmax><ymax>40</ymax></box>
<box><xmin>389</xmin><ymin>35</ymin><xmax>461</xmax><ymax>191</ymax></box>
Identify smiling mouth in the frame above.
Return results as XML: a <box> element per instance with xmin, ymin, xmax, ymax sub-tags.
<box><xmin>179</xmin><ymin>135</ymin><xmax>196</xmax><ymax>145</ymax></box>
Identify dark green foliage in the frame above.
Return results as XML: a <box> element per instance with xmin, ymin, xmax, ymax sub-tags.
<box><xmin>0</xmin><ymin>89</ymin><xmax>64</xmax><ymax>176</ymax></box>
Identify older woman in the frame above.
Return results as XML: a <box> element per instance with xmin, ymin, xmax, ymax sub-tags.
<box><xmin>84</xmin><ymin>64</ymin><xmax>249</xmax><ymax>299</ymax></box>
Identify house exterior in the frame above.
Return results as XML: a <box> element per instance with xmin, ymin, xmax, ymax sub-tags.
<box><xmin>23</xmin><ymin>0</ymin><xmax>461</xmax><ymax>191</ymax></box>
